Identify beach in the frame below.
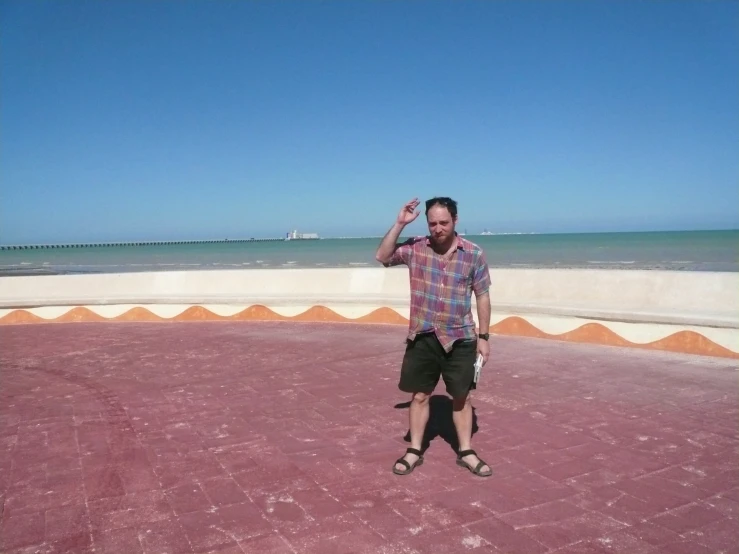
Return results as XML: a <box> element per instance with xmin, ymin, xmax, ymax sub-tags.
<box><xmin>1</xmin><ymin>230</ymin><xmax>737</xmax><ymax>276</ymax></box>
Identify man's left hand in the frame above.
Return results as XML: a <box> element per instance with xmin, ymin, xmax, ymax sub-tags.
<box><xmin>477</xmin><ymin>338</ymin><xmax>490</xmax><ymax>365</ymax></box>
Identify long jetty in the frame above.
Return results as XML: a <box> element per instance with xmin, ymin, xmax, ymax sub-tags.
<box><xmin>0</xmin><ymin>238</ymin><xmax>286</xmax><ymax>251</ymax></box>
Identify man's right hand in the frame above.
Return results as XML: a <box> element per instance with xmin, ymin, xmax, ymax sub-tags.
<box><xmin>397</xmin><ymin>198</ymin><xmax>421</xmax><ymax>226</ymax></box>
<box><xmin>376</xmin><ymin>198</ymin><xmax>420</xmax><ymax>264</ymax></box>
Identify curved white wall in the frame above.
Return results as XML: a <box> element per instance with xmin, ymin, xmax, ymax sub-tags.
<box><xmin>1</xmin><ymin>267</ymin><xmax>737</xmax><ymax>358</ymax></box>
<box><xmin>1</xmin><ymin>268</ymin><xmax>736</xmax><ymax>326</ymax></box>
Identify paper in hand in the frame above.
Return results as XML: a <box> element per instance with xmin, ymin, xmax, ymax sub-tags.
<box><xmin>473</xmin><ymin>353</ymin><xmax>484</xmax><ymax>384</ymax></box>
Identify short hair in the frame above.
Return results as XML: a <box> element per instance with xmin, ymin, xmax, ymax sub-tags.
<box><xmin>425</xmin><ymin>196</ymin><xmax>458</xmax><ymax>219</ymax></box>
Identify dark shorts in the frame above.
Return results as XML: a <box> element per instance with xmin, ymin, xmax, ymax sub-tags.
<box><xmin>399</xmin><ymin>332</ymin><xmax>477</xmax><ymax>398</ymax></box>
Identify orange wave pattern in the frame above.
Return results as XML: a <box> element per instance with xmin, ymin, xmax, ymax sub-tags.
<box><xmin>0</xmin><ymin>305</ymin><xmax>736</xmax><ymax>359</ymax></box>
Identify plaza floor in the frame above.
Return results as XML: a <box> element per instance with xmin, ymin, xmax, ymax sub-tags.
<box><xmin>1</xmin><ymin>321</ymin><xmax>737</xmax><ymax>553</ymax></box>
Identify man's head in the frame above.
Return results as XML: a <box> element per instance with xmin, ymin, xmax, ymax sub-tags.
<box><xmin>425</xmin><ymin>196</ymin><xmax>458</xmax><ymax>245</ymax></box>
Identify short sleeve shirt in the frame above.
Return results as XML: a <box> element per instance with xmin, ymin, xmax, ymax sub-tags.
<box><xmin>384</xmin><ymin>234</ymin><xmax>491</xmax><ymax>351</ymax></box>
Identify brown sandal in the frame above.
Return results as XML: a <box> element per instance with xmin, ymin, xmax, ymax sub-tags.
<box><xmin>393</xmin><ymin>447</ymin><xmax>424</xmax><ymax>475</ymax></box>
<box><xmin>456</xmin><ymin>449</ymin><xmax>492</xmax><ymax>477</ymax></box>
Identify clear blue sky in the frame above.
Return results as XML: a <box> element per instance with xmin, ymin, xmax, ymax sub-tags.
<box><xmin>1</xmin><ymin>0</ymin><xmax>737</xmax><ymax>243</ymax></box>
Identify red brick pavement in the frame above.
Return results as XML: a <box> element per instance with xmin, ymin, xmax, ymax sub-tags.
<box><xmin>1</xmin><ymin>321</ymin><xmax>737</xmax><ymax>553</ymax></box>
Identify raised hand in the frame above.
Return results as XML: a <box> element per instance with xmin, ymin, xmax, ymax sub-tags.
<box><xmin>397</xmin><ymin>198</ymin><xmax>421</xmax><ymax>226</ymax></box>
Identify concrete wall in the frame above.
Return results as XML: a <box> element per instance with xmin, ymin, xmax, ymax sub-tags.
<box><xmin>1</xmin><ymin>268</ymin><xmax>737</xmax><ymax>358</ymax></box>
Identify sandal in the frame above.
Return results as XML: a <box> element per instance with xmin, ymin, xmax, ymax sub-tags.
<box><xmin>456</xmin><ymin>449</ymin><xmax>492</xmax><ymax>477</ymax></box>
<box><xmin>392</xmin><ymin>447</ymin><xmax>424</xmax><ymax>475</ymax></box>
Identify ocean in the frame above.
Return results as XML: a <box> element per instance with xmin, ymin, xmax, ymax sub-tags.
<box><xmin>1</xmin><ymin>230</ymin><xmax>737</xmax><ymax>276</ymax></box>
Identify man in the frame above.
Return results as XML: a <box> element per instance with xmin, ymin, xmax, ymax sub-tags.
<box><xmin>375</xmin><ymin>196</ymin><xmax>493</xmax><ymax>477</ymax></box>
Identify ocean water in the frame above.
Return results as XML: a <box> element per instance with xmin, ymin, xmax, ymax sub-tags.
<box><xmin>1</xmin><ymin>230</ymin><xmax>737</xmax><ymax>276</ymax></box>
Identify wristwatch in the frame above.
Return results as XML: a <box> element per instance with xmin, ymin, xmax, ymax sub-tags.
<box><xmin>478</xmin><ymin>333</ymin><xmax>489</xmax><ymax>340</ymax></box>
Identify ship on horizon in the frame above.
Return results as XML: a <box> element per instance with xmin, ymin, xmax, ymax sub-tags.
<box><xmin>285</xmin><ymin>229</ymin><xmax>320</xmax><ymax>241</ymax></box>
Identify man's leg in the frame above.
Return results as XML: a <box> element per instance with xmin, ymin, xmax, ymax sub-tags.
<box><xmin>394</xmin><ymin>334</ymin><xmax>440</xmax><ymax>474</ymax></box>
<box><xmin>394</xmin><ymin>391</ymin><xmax>430</xmax><ymax>472</ymax></box>
<box><xmin>452</xmin><ymin>393</ymin><xmax>491</xmax><ymax>476</ymax></box>
<box><xmin>444</xmin><ymin>339</ymin><xmax>492</xmax><ymax>477</ymax></box>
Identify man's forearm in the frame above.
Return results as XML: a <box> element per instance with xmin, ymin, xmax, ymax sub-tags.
<box><xmin>375</xmin><ymin>222</ymin><xmax>406</xmax><ymax>263</ymax></box>
<box><xmin>476</xmin><ymin>292</ymin><xmax>491</xmax><ymax>334</ymax></box>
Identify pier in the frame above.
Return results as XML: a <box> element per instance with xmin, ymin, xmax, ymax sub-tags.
<box><xmin>0</xmin><ymin>237</ymin><xmax>288</xmax><ymax>251</ymax></box>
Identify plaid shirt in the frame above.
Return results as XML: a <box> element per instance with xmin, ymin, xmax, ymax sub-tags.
<box><xmin>384</xmin><ymin>234</ymin><xmax>491</xmax><ymax>352</ymax></box>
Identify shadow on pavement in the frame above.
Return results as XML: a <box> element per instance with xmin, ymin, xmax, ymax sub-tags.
<box><xmin>394</xmin><ymin>394</ymin><xmax>479</xmax><ymax>454</ymax></box>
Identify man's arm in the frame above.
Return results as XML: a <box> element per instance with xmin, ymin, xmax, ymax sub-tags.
<box><xmin>375</xmin><ymin>222</ymin><xmax>408</xmax><ymax>264</ymax></box>
<box><xmin>475</xmin><ymin>291</ymin><xmax>491</xmax><ymax>336</ymax></box>
<box><xmin>375</xmin><ymin>198</ymin><xmax>421</xmax><ymax>264</ymax></box>
<box><xmin>475</xmin><ymin>290</ymin><xmax>491</xmax><ymax>364</ymax></box>
<box><xmin>472</xmin><ymin>252</ymin><xmax>492</xmax><ymax>364</ymax></box>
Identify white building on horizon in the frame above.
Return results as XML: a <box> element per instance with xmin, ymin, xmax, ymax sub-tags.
<box><xmin>286</xmin><ymin>230</ymin><xmax>320</xmax><ymax>240</ymax></box>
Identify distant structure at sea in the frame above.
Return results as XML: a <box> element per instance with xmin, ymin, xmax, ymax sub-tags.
<box><xmin>0</xmin><ymin>231</ymin><xmax>321</xmax><ymax>250</ymax></box>
<box><xmin>480</xmin><ymin>229</ymin><xmax>534</xmax><ymax>235</ymax></box>
<box><xmin>285</xmin><ymin>229</ymin><xmax>320</xmax><ymax>240</ymax></box>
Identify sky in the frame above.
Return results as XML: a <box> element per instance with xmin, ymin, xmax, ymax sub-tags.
<box><xmin>1</xmin><ymin>0</ymin><xmax>737</xmax><ymax>243</ymax></box>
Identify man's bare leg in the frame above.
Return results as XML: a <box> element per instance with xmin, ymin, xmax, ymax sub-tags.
<box><xmin>394</xmin><ymin>391</ymin><xmax>429</xmax><ymax>471</ymax></box>
<box><xmin>452</xmin><ymin>394</ymin><xmax>491</xmax><ymax>475</ymax></box>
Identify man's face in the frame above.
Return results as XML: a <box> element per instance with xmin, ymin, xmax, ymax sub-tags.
<box><xmin>426</xmin><ymin>205</ymin><xmax>456</xmax><ymax>244</ymax></box>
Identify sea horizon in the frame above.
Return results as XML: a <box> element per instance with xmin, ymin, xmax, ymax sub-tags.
<box><xmin>2</xmin><ymin>226</ymin><xmax>738</xmax><ymax>246</ymax></box>
<box><xmin>1</xmin><ymin>229</ymin><xmax>737</xmax><ymax>276</ymax></box>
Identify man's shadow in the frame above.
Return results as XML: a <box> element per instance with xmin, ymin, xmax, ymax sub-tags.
<box><xmin>394</xmin><ymin>394</ymin><xmax>479</xmax><ymax>455</ymax></box>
